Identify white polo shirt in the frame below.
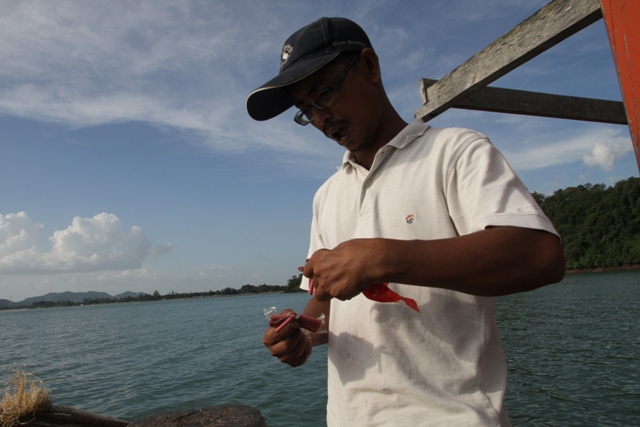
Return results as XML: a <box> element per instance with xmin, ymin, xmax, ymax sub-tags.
<box><xmin>302</xmin><ymin>119</ymin><xmax>558</xmax><ymax>426</ymax></box>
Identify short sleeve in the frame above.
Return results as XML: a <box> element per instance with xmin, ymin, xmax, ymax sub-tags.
<box><xmin>445</xmin><ymin>135</ymin><xmax>559</xmax><ymax>237</ymax></box>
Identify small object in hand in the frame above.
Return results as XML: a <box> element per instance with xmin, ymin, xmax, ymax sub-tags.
<box><xmin>269</xmin><ymin>313</ymin><xmax>322</xmax><ymax>333</ymax></box>
<box><xmin>274</xmin><ymin>316</ymin><xmax>294</xmax><ymax>333</ymax></box>
<box><xmin>298</xmin><ymin>265</ymin><xmax>315</xmax><ymax>295</ymax></box>
<box><xmin>362</xmin><ymin>283</ymin><xmax>421</xmax><ymax>313</ymax></box>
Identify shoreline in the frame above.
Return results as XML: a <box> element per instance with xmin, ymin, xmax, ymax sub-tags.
<box><xmin>0</xmin><ymin>290</ymin><xmax>301</xmax><ymax>311</ymax></box>
<box><xmin>565</xmin><ymin>264</ymin><xmax>640</xmax><ymax>274</ymax></box>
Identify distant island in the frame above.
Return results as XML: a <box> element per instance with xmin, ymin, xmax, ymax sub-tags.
<box><xmin>0</xmin><ymin>277</ymin><xmax>304</xmax><ymax>311</ymax></box>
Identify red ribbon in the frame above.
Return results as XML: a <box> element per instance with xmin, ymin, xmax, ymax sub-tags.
<box><xmin>362</xmin><ymin>283</ymin><xmax>420</xmax><ymax>313</ymax></box>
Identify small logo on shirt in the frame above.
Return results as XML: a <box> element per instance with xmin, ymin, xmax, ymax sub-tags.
<box><xmin>405</xmin><ymin>214</ymin><xmax>415</xmax><ymax>224</ymax></box>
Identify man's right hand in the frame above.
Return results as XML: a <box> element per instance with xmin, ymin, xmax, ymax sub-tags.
<box><xmin>262</xmin><ymin>309</ymin><xmax>312</xmax><ymax>367</ymax></box>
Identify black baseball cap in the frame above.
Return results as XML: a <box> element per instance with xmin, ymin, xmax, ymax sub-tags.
<box><xmin>246</xmin><ymin>17</ymin><xmax>372</xmax><ymax>121</ymax></box>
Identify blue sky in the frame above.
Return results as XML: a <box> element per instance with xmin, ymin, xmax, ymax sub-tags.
<box><xmin>1</xmin><ymin>0</ymin><xmax>638</xmax><ymax>301</ymax></box>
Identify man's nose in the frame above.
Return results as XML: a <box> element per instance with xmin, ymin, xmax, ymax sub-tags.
<box><xmin>311</xmin><ymin>106</ymin><xmax>332</xmax><ymax>129</ymax></box>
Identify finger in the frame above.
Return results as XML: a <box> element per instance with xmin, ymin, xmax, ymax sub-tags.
<box><xmin>302</xmin><ymin>259</ymin><xmax>314</xmax><ymax>278</ymax></box>
<box><xmin>315</xmin><ymin>279</ymin><xmax>361</xmax><ymax>302</ymax></box>
<box><xmin>287</xmin><ymin>337</ymin><xmax>312</xmax><ymax>367</ymax></box>
<box><xmin>312</xmin><ymin>279</ymin><xmax>333</xmax><ymax>302</ymax></box>
<box><xmin>265</xmin><ymin>317</ymin><xmax>300</xmax><ymax>344</ymax></box>
<box><xmin>276</xmin><ymin>329</ymin><xmax>304</xmax><ymax>361</ymax></box>
<box><xmin>266</xmin><ymin>327</ymin><xmax>302</xmax><ymax>358</ymax></box>
<box><xmin>262</xmin><ymin>327</ymin><xmax>280</xmax><ymax>348</ymax></box>
<box><xmin>264</xmin><ymin>328</ymin><xmax>297</xmax><ymax>357</ymax></box>
<box><xmin>303</xmin><ymin>249</ymin><xmax>329</xmax><ymax>278</ymax></box>
<box><xmin>278</xmin><ymin>330</ymin><xmax>311</xmax><ymax>367</ymax></box>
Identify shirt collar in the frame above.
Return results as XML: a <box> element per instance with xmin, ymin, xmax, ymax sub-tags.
<box><xmin>339</xmin><ymin>119</ymin><xmax>430</xmax><ymax>170</ymax></box>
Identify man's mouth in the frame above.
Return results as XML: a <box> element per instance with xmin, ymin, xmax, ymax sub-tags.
<box><xmin>324</xmin><ymin>122</ymin><xmax>350</xmax><ymax>145</ymax></box>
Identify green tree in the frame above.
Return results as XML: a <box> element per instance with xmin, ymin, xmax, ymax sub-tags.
<box><xmin>286</xmin><ymin>274</ymin><xmax>303</xmax><ymax>292</ymax></box>
<box><xmin>536</xmin><ymin>177</ymin><xmax>640</xmax><ymax>270</ymax></box>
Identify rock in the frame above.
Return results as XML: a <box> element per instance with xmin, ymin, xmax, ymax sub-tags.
<box><xmin>129</xmin><ymin>405</ymin><xmax>267</xmax><ymax>427</ymax></box>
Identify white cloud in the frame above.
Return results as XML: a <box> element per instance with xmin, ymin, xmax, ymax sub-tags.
<box><xmin>0</xmin><ymin>212</ymin><xmax>42</xmax><ymax>258</ymax></box>
<box><xmin>0</xmin><ymin>212</ymin><xmax>173</xmax><ymax>274</ymax></box>
<box><xmin>582</xmin><ymin>140</ymin><xmax>633</xmax><ymax>171</ymax></box>
<box><xmin>502</xmin><ymin>127</ymin><xmax>633</xmax><ymax>171</ymax></box>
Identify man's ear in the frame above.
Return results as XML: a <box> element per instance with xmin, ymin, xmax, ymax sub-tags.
<box><xmin>359</xmin><ymin>48</ymin><xmax>381</xmax><ymax>83</ymax></box>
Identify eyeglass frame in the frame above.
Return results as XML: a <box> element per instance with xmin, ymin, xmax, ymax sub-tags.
<box><xmin>293</xmin><ymin>53</ymin><xmax>360</xmax><ymax>126</ymax></box>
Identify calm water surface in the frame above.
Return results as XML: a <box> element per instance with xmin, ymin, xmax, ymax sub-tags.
<box><xmin>1</xmin><ymin>270</ymin><xmax>638</xmax><ymax>426</ymax></box>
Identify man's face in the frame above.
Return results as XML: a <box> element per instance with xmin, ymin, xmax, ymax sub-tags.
<box><xmin>290</xmin><ymin>54</ymin><xmax>383</xmax><ymax>155</ymax></box>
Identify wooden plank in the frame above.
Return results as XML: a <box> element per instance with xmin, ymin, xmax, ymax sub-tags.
<box><xmin>600</xmin><ymin>0</ymin><xmax>640</xmax><ymax>172</ymax></box>
<box><xmin>415</xmin><ymin>0</ymin><xmax>603</xmax><ymax>122</ymax></box>
<box><xmin>420</xmin><ymin>78</ymin><xmax>628</xmax><ymax>125</ymax></box>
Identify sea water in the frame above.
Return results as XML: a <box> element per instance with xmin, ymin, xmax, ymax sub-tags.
<box><xmin>1</xmin><ymin>270</ymin><xmax>638</xmax><ymax>426</ymax></box>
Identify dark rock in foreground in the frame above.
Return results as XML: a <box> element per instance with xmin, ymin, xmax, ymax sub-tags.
<box><xmin>129</xmin><ymin>405</ymin><xmax>267</xmax><ymax>427</ymax></box>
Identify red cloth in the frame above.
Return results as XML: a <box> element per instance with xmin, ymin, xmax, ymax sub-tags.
<box><xmin>362</xmin><ymin>283</ymin><xmax>420</xmax><ymax>313</ymax></box>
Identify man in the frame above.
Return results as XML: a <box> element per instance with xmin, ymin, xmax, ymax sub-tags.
<box><xmin>247</xmin><ymin>17</ymin><xmax>565</xmax><ymax>426</ymax></box>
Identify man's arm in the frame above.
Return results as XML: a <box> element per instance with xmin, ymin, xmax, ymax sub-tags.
<box><xmin>304</xmin><ymin>226</ymin><xmax>565</xmax><ymax>301</ymax></box>
<box><xmin>262</xmin><ymin>298</ymin><xmax>330</xmax><ymax>367</ymax></box>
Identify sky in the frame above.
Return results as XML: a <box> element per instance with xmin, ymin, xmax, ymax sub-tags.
<box><xmin>1</xmin><ymin>0</ymin><xmax>638</xmax><ymax>302</ymax></box>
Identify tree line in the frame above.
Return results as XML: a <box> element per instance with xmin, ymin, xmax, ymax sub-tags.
<box><xmin>532</xmin><ymin>177</ymin><xmax>640</xmax><ymax>270</ymax></box>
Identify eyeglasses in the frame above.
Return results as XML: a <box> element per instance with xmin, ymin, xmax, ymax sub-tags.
<box><xmin>294</xmin><ymin>53</ymin><xmax>359</xmax><ymax>126</ymax></box>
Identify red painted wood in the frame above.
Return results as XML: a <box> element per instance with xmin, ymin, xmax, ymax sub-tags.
<box><xmin>600</xmin><ymin>0</ymin><xmax>640</xmax><ymax>171</ymax></box>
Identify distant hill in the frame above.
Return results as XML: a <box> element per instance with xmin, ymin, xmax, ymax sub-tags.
<box><xmin>16</xmin><ymin>291</ymin><xmax>144</xmax><ymax>306</ymax></box>
<box><xmin>0</xmin><ymin>299</ymin><xmax>13</xmax><ymax>308</ymax></box>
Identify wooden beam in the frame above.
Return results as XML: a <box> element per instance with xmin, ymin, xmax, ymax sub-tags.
<box><xmin>415</xmin><ymin>0</ymin><xmax>603</xmax><ymax>122</ymax></box>
<box><xmin>420</xmin><ymin>78</ymin><xmax>628</xmax><ymax>125</ymax></box>
<box><xmin>600</xmin><ymin>0</ymin><xmax>640</xmax><ymax>172</ymax></box>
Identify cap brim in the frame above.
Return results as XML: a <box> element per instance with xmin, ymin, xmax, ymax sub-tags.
<box><xmin>246</xmin><ymin>52</ymin><xmax>340</xmax><ymax>121</ymax></box>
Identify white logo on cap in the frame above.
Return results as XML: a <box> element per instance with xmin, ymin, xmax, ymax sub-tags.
<box><xmin>281</xmin><ymin>44</ymin><xmax>293</xmax><ymax>68</ymax></box>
